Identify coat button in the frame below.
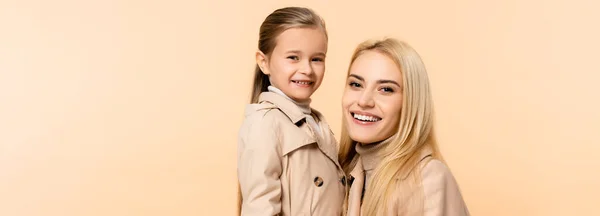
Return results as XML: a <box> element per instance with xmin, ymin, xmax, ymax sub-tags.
<box><xmin>340</xmin><ymin>176</ymin><xmax>346</xmax><ymax>186</ymax></box>
<box><xmin>314</xmin><ymin>176</ymin><xmax>324</xmax><ymax>187</ymax></box>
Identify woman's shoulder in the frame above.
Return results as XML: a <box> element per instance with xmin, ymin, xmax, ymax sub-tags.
<box><xmin>420</xmin><ymin>159</ymin><xmax>470</xmax><ymax>215</ymax></box>
<box><xmin>420</xmin><ymin>159</ymin><xmax>461</xmax><ymax>192</ymax></box>
<box><xmin>421</xmin><ymin>159</ymin><xmax>453</xmax><ymax>181</ymax></box>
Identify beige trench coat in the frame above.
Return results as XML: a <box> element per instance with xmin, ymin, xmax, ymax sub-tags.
<box><xmin>347</xmin><ymin>147</ymin><xmax>470</xmax><ymax>216</ymax></box>
<box><xmin>237</xmin><ymin>92</ymin><xmax>347</xmax><ymax>216</ymax></box>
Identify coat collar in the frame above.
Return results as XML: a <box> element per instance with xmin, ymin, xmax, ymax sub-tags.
<box><xmin>246</xmin><ymin>92</ymin><xmax>340</xmax><ymax>167</ymax></box>
<box><xmin>351</xmin><ymin>144</ymin><xmax>434</xmax><ymax>180</ymax></box>
<box><xmin>258</xmin><ymin>92</ymin><xmax>306</xmax><ymax>124</ymax></box>
<box><xmin>346</xmin><ymin>145</ymin><xmax>435</xmax><ymax>216</ymax></box>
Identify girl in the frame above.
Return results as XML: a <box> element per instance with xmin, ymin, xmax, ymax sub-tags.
<box><xmin>339</xmin><ymin>38</ymin><xmax>470</xmax><ymax>215</ymax></box>
<box><xmin>237</xmin><ymin>7</ymin><xmax>346</xmax><ymax>216</ymax></box>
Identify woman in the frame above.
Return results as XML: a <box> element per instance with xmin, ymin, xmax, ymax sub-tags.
<box><xmin>339</xmin><ymin>38</ymin><xmax>470</xmax><ymax>215</ymax></box>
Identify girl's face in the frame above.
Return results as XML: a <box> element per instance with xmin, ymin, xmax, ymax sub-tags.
<box><xmin>257</xmin><ymin>27</ymin><xmax>327</xmax><ymax>102</ymax></box>
<box><xmin>342</xmin><ymin>50</ymin><xmax>404</xmax><ymax>144</ymax></box>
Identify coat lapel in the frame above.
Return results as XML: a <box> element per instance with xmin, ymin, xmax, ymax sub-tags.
<box><xmin>347</xmin><ymin>158</ymin><xmax>365</xmax><ymax>216</ymax></box>
<box><xmin>311</xmin><ymin>109</ymin><xmax>342</xmax><ymax>167</ymax></box>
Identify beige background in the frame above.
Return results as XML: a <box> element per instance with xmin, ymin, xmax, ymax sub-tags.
<box><xmin>1</xmin><ymin>0</ymin><xmax>599</xmax><ymax>215</ymax></box>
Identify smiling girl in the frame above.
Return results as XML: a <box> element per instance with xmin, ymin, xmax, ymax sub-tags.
<box><xmin>237</xmin><ymin>7</ymin><xmax>346</xmax><ymax>216</ymax></box>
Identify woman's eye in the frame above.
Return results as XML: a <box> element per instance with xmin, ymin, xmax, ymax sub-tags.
<box><xmin>380</xmin><ymin>87</ymin><xmax>394</xmax><ymax>93</ymax></box>
<box><xmin>287</xmin><ymin>56</ymin><xmax>299</xmax><ymax>61</ymax></box>
<box><xmin>349</xmin><ymin>82</ymin><xmax>361</xmax><ymax>88</ymax></box>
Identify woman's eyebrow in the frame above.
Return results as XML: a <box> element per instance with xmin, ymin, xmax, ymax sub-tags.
<box><xmin>348</xmin><ymin>74</ymin><xmax>363</xmax><ymax>81</ymax></box>
<box><xmin>377</xmin><ymin>79</ymin><xmax>400</xmax><ymax>87</ymax></box>
<box><xmin>349</xmin><ymin>74</ymin><xmax>400</xmax><ymax>87</ymax></box>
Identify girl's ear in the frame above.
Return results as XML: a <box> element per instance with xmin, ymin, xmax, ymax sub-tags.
<box><xmin>255</xmin><ymin>51</ymin><xmax>269</xmax><ymax>75</ymax></box>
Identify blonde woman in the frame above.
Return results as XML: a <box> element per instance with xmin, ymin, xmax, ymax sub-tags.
<box><xmin>339</xmin><ymin>38</ymin><xmax>470</xmax><ymax>215</ymax></box>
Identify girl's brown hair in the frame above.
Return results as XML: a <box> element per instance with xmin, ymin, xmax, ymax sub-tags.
<box><xmin>248</xmin><ymin>6</ymin><xmax>327</xmax><ymax>103</ymax></box>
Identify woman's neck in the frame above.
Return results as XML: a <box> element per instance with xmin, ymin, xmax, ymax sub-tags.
<box><xmin>355</xmin><ymin>142</ymin><xmax>386</xmax><ymax>172</ymax></box>
<box><xmin>355</xmin><ymin>136</ymin><xmax>394</xmax><ymax>171</ymax></box>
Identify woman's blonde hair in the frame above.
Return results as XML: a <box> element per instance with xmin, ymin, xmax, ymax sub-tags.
<box><xmin>338</xmin><ymin>38</ymin><xmax>443</xmax><ymax>215</ymax></box>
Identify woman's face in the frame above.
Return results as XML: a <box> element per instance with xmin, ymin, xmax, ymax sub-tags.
<box><xmin>342</xmin><ymin>50</ymin><xmax>404</xmax><ymax>144</ymax></box>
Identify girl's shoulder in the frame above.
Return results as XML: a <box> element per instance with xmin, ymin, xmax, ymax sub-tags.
<box><xmin>244</xmin><ymin>102</ymin><xmax>278</xmax><ymax>116</ymax></box>
<box><xmin>239</xmin><ymin>102</ymin><xmax>316</xmax><ymax>155</ymax></box>
<box><xmin>240</xmin><ymin>102</ymin><xmax>294</xmax><ymax>138</ymax></box>
<box><xmin>243</xmin><ymin>102</ymin><xmax>287</xmax><ymax>124</ymax></box>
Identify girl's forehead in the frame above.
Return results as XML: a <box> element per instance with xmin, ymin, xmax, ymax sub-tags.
<box><xmin>273</xmin><ymin>27</ymin><xmax>327</xmax><ymax>52</ymax></box>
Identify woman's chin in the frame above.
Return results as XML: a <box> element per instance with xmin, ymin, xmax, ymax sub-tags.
<box><xmin>350</xmin><ymin>135</ymin><xmax>383</xmax><ymax>145</ymax></box>
<box><xmin>350</xmin><ymin>133</ymin><xmax>396</xmax><ymax>145</ymax></box>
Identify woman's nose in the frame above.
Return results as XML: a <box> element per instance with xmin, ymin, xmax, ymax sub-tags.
<box><xmin>357</xmin><ymin>91</ymin><xmax>375</xmax><ymax>108</ymax></box>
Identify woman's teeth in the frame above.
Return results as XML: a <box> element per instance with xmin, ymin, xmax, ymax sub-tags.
<box><xmin>353</xmin><ymin>113</ymin><xmax>381</xmax><ymax>122</ymax></box>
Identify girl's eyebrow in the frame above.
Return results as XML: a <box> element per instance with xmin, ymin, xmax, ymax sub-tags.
<box><xmin>285</xmin><ymin>50</ymin><xmax>302</xmax><ymax>54</ymax></box>
<box><xmin>285</xmin><ymin>50</ymin><xmax>326</xmax><ymax>56</ymax></box>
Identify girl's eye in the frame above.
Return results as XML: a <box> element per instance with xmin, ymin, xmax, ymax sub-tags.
<box><xmin>287</xmin><ymin>56</ymin><xmax>299</xmax><ymax>61</ymax></box>
<box><xmin>380</xmin><ymin>87</ymin><xmax>394</xmax><ymax>93</ymax></box>
<box><xmin>349</xmin><ymin>82</ymin><xmax>361</xmax><ymax>88</ymax></box>
<box><xmin>311</xmin><ymin>57</ymin><xmax>324</xmax><ymax>62</ymax></box>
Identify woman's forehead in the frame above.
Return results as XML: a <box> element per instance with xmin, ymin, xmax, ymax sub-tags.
<box><xmin>349</xmin><ymin>51</ymin><xmax>402</xmax><ymax>82</ymax></box>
